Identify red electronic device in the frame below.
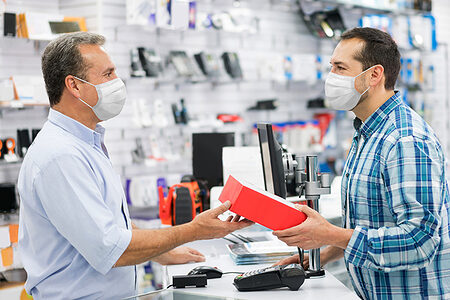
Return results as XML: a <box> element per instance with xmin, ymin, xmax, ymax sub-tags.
<box><xmin>159</xmin><ymin>178</ymin><xmax>207</xmax><ymax>226</ymax></box>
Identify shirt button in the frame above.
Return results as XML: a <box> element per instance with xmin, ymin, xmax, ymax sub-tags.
<box><xmin>346</xmin><ymin>173</ymin><xmax>349</xmax><ymax>177</ymax></box>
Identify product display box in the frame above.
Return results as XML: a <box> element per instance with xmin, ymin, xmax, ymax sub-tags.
<box><xmin>219</xmin><ymin>176</ymin><xmax>307</xmax><ymax>230</ymax></box>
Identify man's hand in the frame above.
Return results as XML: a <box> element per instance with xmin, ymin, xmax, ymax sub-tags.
<box><xmin>153</xmin><ymin>246</ymin><xmax>205</xmax><ymax>265</ymax></box>
<box><xmin>272</xmin><ymin>246</ymin><xmax>344</xmax><ymax>269</ymax></box>
<box><xmin>273</xmin><ymin>253</ymin><xmax>310</xmax><ymax>269</ymax></box>
<box><xmin>189</xmin><ymin>201</ymin><xmax>253</xmax><ymax>240</ymax></box>
<box><xmin>273</xmin><ymin>204</ymin><xmax>353</xmax><ymax>250</ymax></box>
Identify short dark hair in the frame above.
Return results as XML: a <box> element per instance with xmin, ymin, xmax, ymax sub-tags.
<box><xmin>41</xmin><ymin>32</ymin><xmax>105</xmax><ymax>106</ymax></box>
<box><xmin>341</xmin><ymin>27</ymin><xmax>400</xmax><ymax>90</ymax></box>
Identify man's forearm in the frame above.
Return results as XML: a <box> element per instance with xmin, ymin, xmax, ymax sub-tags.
<box><xmin>322</xmin><ymin>245</ymin><xmax>345</xmax><ymax>265</ymax></box>
<box><xmin>114</xmin><ymin>201</ymin><xmax>252</xmax><ymax>267</ymax></box>
<box><xmin>328</xmin><ymin>225</ymin><xmax>354</xmax><ymax>250</ymax></box>
<box><xmin>115</xmin><ymin>222</ymin><xmax>197</xmax><ymax>267</ymax></box>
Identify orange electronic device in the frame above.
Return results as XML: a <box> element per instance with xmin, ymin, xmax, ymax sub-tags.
<box><xmin>159</xmin><ymin>178</ymin><xmax>206</xmax><ymax>225</ymax></box>
<box><xmin>5</xmin><ymin>138</ymin><xmax>16</xmax><ymax>155</ymax></box>
<box><xmin>0</xmin><ymin>140</ymin><xmax>3</xmax><ymax>159</ymax></box>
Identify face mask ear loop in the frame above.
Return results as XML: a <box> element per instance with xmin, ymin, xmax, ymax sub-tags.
<box><xmin>354</xmin><ymin>65</ymin><xmax>377</xmax><ymax>95</ymax></box>
<box><xmin>360</xmin><ymin>86</ymin><xmax>370</xmax><ymax>97</ymax></box>
<box><xmin>73</xmin><ymin>76</ymin><xmax>97</xmax><ymax>109</ymax></box>
<box><xmin>73</xmin><ymin>76</ymin><xmax>95</xmax><ymax>87</ymax></box>
<box><xmin>354</xmin><ymin>65</ymin><xmax>377</xmax><ymax>79</ymax></box>
<box><xmin>78</xmin><ymin>97</ymin><xmax>93</xmax><ymax>109</ymax></box>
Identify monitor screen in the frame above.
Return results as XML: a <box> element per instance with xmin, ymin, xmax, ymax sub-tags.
<box><xmin>192</xmin><ymin>132</ymin><xmax>235</xmax><ymax>189</ymax></box>
<box><xmin>257</xmin><ymin>123</ymin><xmax>287</xmax><ymax>199</ymax></box>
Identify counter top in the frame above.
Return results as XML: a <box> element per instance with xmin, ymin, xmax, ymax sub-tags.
<box><xmin>164</xmin><ymin>238</ymin><xmax>358</xmax><ymax>300</ymax></box>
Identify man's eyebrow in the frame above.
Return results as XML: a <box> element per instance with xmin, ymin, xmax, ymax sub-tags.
<box><xmin>330</xmin><ymin>61</ymin><xmax>349</xmax><ymax>68</ymax></box>
<box><xmin>102</xmin><ymin>67</ymin><xmax>115</xmax><ymax>74</ymax></box>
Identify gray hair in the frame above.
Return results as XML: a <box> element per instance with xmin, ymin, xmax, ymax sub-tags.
<box><xmin>41</xmin><ymin>32</ymin><xmax>106</xmax><ymax>106</ymax></box>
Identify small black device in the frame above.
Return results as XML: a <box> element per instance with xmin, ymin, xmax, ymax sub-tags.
<box><xmin>171</xmin><ymin>98</ymin><xmax>189</xmax><ymax>124</ymax></box>
<box><xmin>17</xmin><ymin>129</ymin><xmax>31</xmax><ymax>158</ymax></box>
<box><xmin>221</xmin><ymin>52</ymin><xmax>243</xmax><ymax>79</ymax></box>
<box><xmin>179</xmin><ymin>98</ymin><xmax>188</xmax><ymax>124</ymax></box>
<box><xmin>194</xmin><ymin>52</ymin><xmax>221</xmax><ymax>78</ymax></box>
<box><xmin>169</xmin><ymin>51</ymin><xmax>197</xmax><ymax>77</ymax></box>
<box><xmin>233</xmin><ymin>264</ymin><xmax>306</xmax><ymax>291</ymax></box>
<box><xmin>299</xmin><ymin>5</ymin><xmax>346</xmax><ymax>39</ymax></box>
<box><xmin>188</xmin><ymin>266</ymin><xmax>223</xmax><ymax>279</ymax></box>
<box><xmin>248</xmin><ymin>99</ymin><xmax>278</xmax><ymax>111</ymax></box>
<box><xmin>4</xmin><ymin>12</ymin><xmax>16</xmax><ymax>37</ymax></box>
<box><xmin>130</xmin><ymin>48</ymin><xmax>146</xmax><ymax>77</ymax></box>
<box><xmin>172</xmin><ymin>274</ymin><xmax>207</xmax><ymax>288</ymax></box>
<box><xmin>137</xmin><ymin>47</ymin><xmax>163</xmax><ymax>77</ymax></box>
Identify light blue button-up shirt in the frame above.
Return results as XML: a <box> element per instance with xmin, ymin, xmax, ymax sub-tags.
<box><xmin>18</xmin><ymin>109</ymin><xmax>135</xmax><ymax>299</ymax></box>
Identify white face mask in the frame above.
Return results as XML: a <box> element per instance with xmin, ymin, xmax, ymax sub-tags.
<box><xmin>325</xmin><ymin>65</ymin><xmax>376</xmax><ymax>111</ymax></box>
<box><xmin>74</xmin><ymin>76</ymin><xmax>127</xmax><ymax>121</ymax></box>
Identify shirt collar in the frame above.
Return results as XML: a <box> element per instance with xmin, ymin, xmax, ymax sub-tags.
<box><xmin>48</xmin><ymin>109</ymin><xmax>105</xmax><ymax>149</ymax></box>
<box><xmin>358</xmin><ymin>91</ymin><xmax>402</xmax><ymax>139</ymax></box>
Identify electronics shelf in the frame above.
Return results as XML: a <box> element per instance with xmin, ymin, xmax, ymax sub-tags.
<box><xmin>114</xmin><ymin>24</ymin><xmax>259</xmax><ymax>40</ymax></box>
<box><xmin>124</xmin><ymin>77</ymin><xmax>312</xmax><ymax>91</ymax></box>
<box><xmin>0</xmin><ymin>159</ymin><xmax>22</xmax><ymax>166</ymax></box>
<box><xmin>0</xmin><ymin>101</ymin><xmax>49</xmax><ymax>109</ymax></box>
<box><xmin>309</xmin><ymin>0</ymin><xmax>432</xmax><ymax>15</ymax></box>
<box><xmin>1</xmin><ymin>33</ymin><xmax>61</xmax><ymax>43</ymax></box>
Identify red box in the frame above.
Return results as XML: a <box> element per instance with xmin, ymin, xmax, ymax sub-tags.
<box><xmin>219</xmin><ymin>176</ymin><xmax>307</xmax><ymax>230</ymax></box>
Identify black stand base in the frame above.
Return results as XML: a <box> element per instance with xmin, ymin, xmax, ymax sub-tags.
<box><xmin>305</xmin><ymin>269</ymin><xmax>325</xmax><ymax>278</ymax></box>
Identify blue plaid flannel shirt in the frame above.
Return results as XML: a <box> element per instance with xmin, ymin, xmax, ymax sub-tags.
<box><xmin>341</xmin><ymin>92</ymin><xmax>450</xmax><ymax>299</ymax></box>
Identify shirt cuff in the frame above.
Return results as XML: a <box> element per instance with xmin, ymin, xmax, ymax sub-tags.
<box><xmin>344</xmin><ymin>226</ymin><xmax>369</xmax><ymax>268</ymax></box>
<box><xmin>96</xmin><ymin>228</ymin><xmax>132</xmax><ymax>275</ymax></box>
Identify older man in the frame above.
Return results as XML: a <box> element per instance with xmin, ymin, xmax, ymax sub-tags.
<box><xmin>18</xmin><ymin>32</ymin><xmax>252</xmax><ymax>299</ymax></box>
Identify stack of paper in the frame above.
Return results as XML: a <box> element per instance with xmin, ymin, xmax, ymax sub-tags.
<box><xmin>227</xmin><ymin>240</ymin><xmax>297</xmax><ymax>265</ymax></box>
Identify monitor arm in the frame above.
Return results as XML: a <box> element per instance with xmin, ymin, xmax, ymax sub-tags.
<box><xmin>283</xmin><ymin>154</ymin><xmax>331</xmax><ymax>278</ymax></box>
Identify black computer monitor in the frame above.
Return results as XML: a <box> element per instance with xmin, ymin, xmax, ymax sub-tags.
<box><xmin>192</xmin><ymin>132</ymin><xmax>235</xmax><ymax>188</ymax></box>
<box><xmin>257</xmin><ymin>123</ymin><xmax>287</xmax><ymax>199</ymax></box>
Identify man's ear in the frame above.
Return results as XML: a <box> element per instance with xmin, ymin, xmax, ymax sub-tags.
<box><xmin>64</xmin><ymin>75</ymin><xmax>82</xmax><ymax>99</ymax></box>
<box><xmin>369</xmin><ymin>65</ymin><xmax>385</xmax><ymax>87</ymax></box>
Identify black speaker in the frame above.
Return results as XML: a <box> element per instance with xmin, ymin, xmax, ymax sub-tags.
<box><xmin>173</xmin><ymin>187</ymin><xmax>193</xmax><ymax>225</ymax></box>
<box><xmin>17</xmin><ymin>129</ymin><xmax>31</xmax><ymax>158</ymax></box>
<box><xmin>0</xmin><ymin>183</ymin><xmax>18</xmax><ymax>213</ymax></box>
<box><xmin>3</xmin><ymin>12</ymin><xmax>16</xmax><ymax>37</ymax></box>
<box><xmin>31</xmin><ymin>128</ymin><xmax>41</xmax><ymax>142</ymax></box>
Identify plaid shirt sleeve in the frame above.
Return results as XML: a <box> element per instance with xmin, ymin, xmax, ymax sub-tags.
<box><xmin>344</xmin><ymin>135</ymin><xmax>443</xmax><ymax>272</ymax></box>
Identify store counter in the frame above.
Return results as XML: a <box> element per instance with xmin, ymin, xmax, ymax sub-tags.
<box><xmin>163</xmin><ymin>236</ymin><xmax>358</xmax><ymax>300</ymax></box>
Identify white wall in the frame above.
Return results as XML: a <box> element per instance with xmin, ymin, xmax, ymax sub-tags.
<box><xmin>433</xmin><ymin>0</ymin><xmax>450</xmax><ymax>170</ymax></box>
<box><xmin>0</xmin><ymin>0</ymin><xmax>449</xmax><ymax>182</ymax></box>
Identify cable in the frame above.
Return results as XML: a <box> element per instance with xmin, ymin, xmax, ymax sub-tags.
<box><xmin>121</xmin><ymin>284</ymin><xmax>173</xmax><ymax>300</ymax></box>
<box><xmin>222</xmin><ymin>271</ymin><xmax>244</xmax><ymax>275</ymax></box>
<box><xmin>298</xmin><ymin>247</ymin><xmax>304</xmax><ymax>269</ymax></box>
